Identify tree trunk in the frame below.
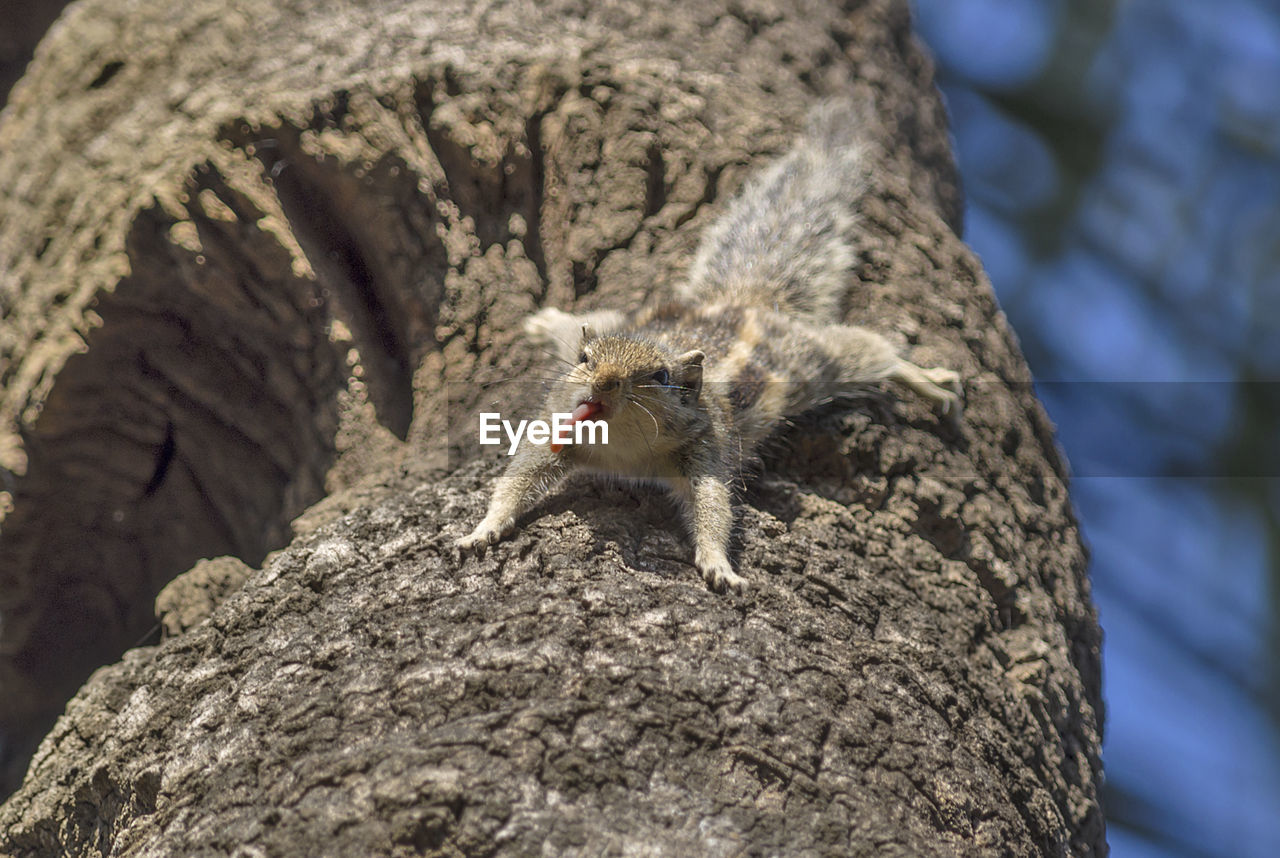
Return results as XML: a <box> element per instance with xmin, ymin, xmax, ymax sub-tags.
<box><xmin>0</xmin><ymin>0</ymin><xmax>1105</xmax><ymax>854</ymax></box>
<box><xmin>0</xmin><ymin>0</ymin><xmax>71</xmax><ymax>105</ymax></box>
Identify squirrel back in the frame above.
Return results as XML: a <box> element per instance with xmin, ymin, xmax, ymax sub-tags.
<box><xmin>680</xmin><ymin>98</ymin><xmax>872</xmax><ymax>323</ymax></box>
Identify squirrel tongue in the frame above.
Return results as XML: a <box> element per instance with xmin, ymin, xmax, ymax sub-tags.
<box><xmin>570</xmin><ymin>400</ymin><xmax>602</xmax><ymax>423</ymax></box>
<box><xmin>551</xmin><ymin>400</ymin><xmax>604</xmax><ymax>452</ymax></box>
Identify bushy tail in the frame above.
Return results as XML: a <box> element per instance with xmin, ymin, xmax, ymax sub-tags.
<box><xmin>679</xmin><ymin>98</ymin><xmax>873</xmax><ymax>323</ymax></box>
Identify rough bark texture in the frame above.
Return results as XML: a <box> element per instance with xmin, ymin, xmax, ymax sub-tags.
<box><xmin>0</xmin><ymin>0</ymin><xmax>1105</xmax><ymax>854</ymax></box>
<box><xmin>0</xmin><ymin>0</ymin><xmax>71</xmax><ymax>106</ymax></box>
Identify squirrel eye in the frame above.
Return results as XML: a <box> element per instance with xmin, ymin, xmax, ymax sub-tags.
<box><xmin>651</xmin><ymin>369</ymin><xmax>670</xmax><ymax>386</ymax></box>
<box><xmin>578</xmin><ymin>352</ymin><xmax>589</xmax><ymax>365</ymax></box>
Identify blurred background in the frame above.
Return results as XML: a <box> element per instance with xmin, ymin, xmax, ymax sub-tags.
<box><xmin>910</xmin><ymin>0</ymin><xmax>1280</xmax><ymax>855</ymax></box>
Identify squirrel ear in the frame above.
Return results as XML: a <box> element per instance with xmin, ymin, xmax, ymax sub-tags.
<box><xmin>677</xmin><ymin>350</ymin><xmax>704</xmax><ymax>398</ymax></box>
<box><xmin>679</xmin><ymin>350</ymin><xmax>705</xmax><ymax>367</ymax></box>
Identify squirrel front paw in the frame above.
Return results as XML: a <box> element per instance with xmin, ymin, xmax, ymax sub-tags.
<box><xmin>696</xmin><ymin>550</ymin><xmax>747</xmax><ymax>593</ymax></box>
<box><xmin>454</xmin><ymin>516</ymin><xmax>514</xmax><ymax>554</ymax></box>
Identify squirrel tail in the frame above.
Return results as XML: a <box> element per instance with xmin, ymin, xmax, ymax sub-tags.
<box><xmin>679</xmin><ymin>97</ymin><xmax>873</xmax><ymax>323</ymax></box>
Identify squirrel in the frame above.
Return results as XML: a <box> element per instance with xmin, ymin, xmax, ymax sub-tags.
<box><xmin>455</xmin><ymin>98</ymin><xmax>962</xmax><ymax>592</ymax></box>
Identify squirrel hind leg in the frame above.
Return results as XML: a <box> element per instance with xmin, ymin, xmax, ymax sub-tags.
<box><xmin>889</xmin><ymin>358</ymin><xmax>963</xmax><ymax>417</ymax></box>
<box><xmin>523</xmin><ymin>307</ymin><xmax>626</xmax><ymax>364</ymax></box>
<box><xmin>814</xmin><ymin>323</ymin><xmax>962</xmax><ymax>416</ymax></box>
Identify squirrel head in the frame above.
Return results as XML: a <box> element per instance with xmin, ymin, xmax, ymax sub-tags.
<box><xmin>557</xmin><ymin>328</ymin><xmax>705</xmax><ymax>454</ymax></box>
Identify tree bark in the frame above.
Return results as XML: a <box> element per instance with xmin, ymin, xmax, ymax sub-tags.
<box><xmin>0</xmin><ymin>0</ymin><xmax>1104</xmax><ymax>854</ymax></box>
<box><xmin>0</xmin><ymin>0</ymin><xmax>71</xmax><ymax>105</ymax></box>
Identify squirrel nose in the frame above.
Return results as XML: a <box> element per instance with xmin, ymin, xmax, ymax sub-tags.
<box><xmin>592</xmin><ymin>364</ymin><xmax>625</xmax><ymax>396</ymax></box>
